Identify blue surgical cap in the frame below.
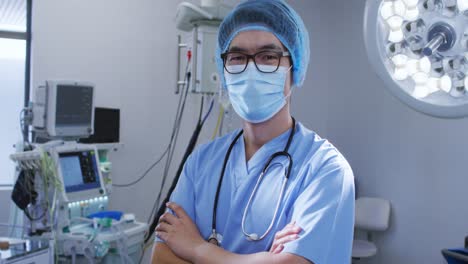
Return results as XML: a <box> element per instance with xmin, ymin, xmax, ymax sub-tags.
<box><xmin>216</xmin><ymin>0</ymin><xmax>310</xmax><ymax>89</ymax></box>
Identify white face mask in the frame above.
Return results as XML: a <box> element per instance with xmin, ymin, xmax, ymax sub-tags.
<box><xmin>224</xmin><ymin>63</ymin><xmax>292</xmax><ymax>123</ymax></box>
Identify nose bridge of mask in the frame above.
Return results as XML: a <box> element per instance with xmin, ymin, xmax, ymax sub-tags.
<box><xmin>224</xmin><ymin>62</ymin><xmax>291</xmax><ymax>92</ymax></box>
<box><xmin>248</xmin><ymin>62</ymin><xmax>289</xmax><ymax>86</ymax></box>
<box><xmin>241</xmin><ymin>63</ymin><xmax>291</xmax><ymax>108</ymax></box>
<box><xmin>224</xmin><ymin>63</ymin><xmax>253</xmax><ymax>85</ymax></box>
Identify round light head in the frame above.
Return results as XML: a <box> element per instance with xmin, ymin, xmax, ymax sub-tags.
<box><xmin>364</xmin><ymin>0</ymin><xmax>468</xmax><ymax>118</ymax></box>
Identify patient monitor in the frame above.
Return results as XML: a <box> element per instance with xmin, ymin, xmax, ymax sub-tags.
<box><xmin>32</xmin><ymin>80</ymin><xmax>95</xmax><ymax>139</ymax></box>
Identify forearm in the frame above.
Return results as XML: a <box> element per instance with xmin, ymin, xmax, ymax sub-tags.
<box><xmin>152</xmin><ymin>242</ymin><xmax>192</xmax><ymax>264</ymax></box>
<box><xmin>192</xmin><ymin>242</ymin><xmax>311</xmax><ymax>264</ymax></box>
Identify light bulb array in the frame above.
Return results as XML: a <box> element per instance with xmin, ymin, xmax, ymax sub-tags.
<box><xmin>381</xmin><ymin>0</ymin><xmax>420</xmax><ymax>21</ymax></box>
<box><xmin>380</xmin><ymin>0</ymin><xmax>468</xmax><ymax>99</ymax></box>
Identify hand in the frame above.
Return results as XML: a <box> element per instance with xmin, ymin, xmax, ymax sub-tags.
<box><xmin>269</xmin><ymin>221</ymin><xmax>302</xmax><ymax>254</ymax></box>
<box><xmin>156</xmin><ymin>202</ymin><xmax>205</xmax><ymax>261</ymax></box>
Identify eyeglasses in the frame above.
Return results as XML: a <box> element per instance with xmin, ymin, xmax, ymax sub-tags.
<box><xmin>221</xmin><ymin>50</ymin><xmax>290</xmax><ymax>74</ymax></box>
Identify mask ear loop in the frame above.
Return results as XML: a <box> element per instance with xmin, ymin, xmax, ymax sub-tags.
<box><xmin>283</xmin><ymin>65</ymin><xmax>295</xmax><ymax>100</ymax></box>
<box><xmin>218</xmin><ymin>81</ymin><xmax>231</xmax><ymax>110</ymax></box>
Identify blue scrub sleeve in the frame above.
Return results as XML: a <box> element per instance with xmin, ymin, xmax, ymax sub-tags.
<box><xmin>282</xmin><ymin>158</ymin><xmax>355</xmax><ymax>264</ymax></box>
<box><xmin>154</xmin><ymin>152</ymin><xmax>197</xmax><ymax>243</ymax></box>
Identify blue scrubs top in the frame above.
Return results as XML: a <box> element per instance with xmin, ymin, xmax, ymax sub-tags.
<box><xmin>157</xmin><ymin>122</ymin><xmax>355</xmax><ymax>264</ymax></box>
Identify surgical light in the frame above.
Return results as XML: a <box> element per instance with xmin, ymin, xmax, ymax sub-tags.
<box><xmin>458</xmin><ymin>0</ymin><xmax>468</xmax><ymax>12</ymax></box>
<box><xmin>381</xmin><ymin>1</ymin><xmax>407</xmax><ymax>19</ymax></box>
<box><xmin>404</xmin><ymin>0</ymin><xmax>420</xmax><ymax>7</ymax></box>
<box><xmin>364</xmin><ymin>0</ymin><xmax>468</xmax><ymax>118</ymax></box>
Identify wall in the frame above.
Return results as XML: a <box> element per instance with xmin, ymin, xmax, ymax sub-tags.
<box><xmin>0</xmin><ymin>190</ymin><xmax>11</xmax><ymax>236</ymax></box>
<box><xmin>288</xmin><ymin>0</ymin><xmax>330</xmax><ymax>137</ymax></box>
<box><xmin>323</xmin><ymin>0</ymin><xmax>468</xmax><ymax>263</ymax></box>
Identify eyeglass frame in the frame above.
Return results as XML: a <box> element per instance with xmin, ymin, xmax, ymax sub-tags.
<box><xmin>221</xmin><ymin>50</ymin><xmax>291</xmax><ymax>74</ymax></box>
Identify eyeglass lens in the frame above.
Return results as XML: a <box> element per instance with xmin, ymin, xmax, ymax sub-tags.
<box><xmin>224</xmin><ymin>51</ymin><xmax>282</xmax><ymax>73</ymax></box>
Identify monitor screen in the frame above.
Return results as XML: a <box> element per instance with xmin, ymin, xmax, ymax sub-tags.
<box><xmin>59</xmin><ymin>151</ymin><xmax>101</xmax><ymax>193</ymax></box>
<box><xmin>80</xmin><ymin>107</ymin><xmax>120</xmax><ymax>144</ymax></box>
<box><xmin>55</xmin><ymin>85</ymin><xmax>93</xmax><ymax>126</ymax></box>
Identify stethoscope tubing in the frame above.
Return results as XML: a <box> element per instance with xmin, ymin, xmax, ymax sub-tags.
<box><xmin>211</xmin><ymin>130</ymin><xmax>244</xmax><ymax>234</ymax></box>
<box><xmin>241</xmin><ymin>162</ymin><xmax>290</xmax><ymax>241</ymax></box>
<box><xmin>211</xmin><ymin>117</ymin><xmax>296</xmax><ymax>244</ymax></box>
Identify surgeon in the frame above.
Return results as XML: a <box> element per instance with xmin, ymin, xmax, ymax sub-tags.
<box><xmin>152</xmin><ymin>0</ymin><xmax>355</xmax><ymax>263</ymax></box>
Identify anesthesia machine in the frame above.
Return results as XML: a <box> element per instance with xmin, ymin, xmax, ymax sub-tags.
<box><xmin>5</xmin><ymin>80</ymin><xmax>147</xmax><ymax>264</ymax></box>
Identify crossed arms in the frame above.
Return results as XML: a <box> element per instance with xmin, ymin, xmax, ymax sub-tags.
<box><xmin>151</xmin><ymin>203</ymin><xmax>312</xmax><ymax>264</ymax></box>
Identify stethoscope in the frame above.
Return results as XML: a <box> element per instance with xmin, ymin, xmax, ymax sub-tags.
<box><xmin>208</xmin><ymin>117</ymin><xmax>296</xmax><ymax>246</ymax></box>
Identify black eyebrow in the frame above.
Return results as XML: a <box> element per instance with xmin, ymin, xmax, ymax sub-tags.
<box><xmin>257</xmin><ymin>44</ymin><xmax>283</xmax><ymax>51</ymax></box>
<box><xmin>228</xmin><ymin>44</ymin><xmax>284</xmax><ymax>53</ymax></box>
<box><xmin>228</xmin><ymin>46</ymin><xmax>248</xmax><ymax>52</ymax></box>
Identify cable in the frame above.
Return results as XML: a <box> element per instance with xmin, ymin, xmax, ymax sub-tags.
<box><xmin>198</xmin><ymin>95</ymin><xmax>205</xmax><ymax>124</ymax></box>
<box><xmin>165</xmin><ymin>72</ymin><xmax>191</xmax><ymax>171</ymax></box>
<box><xmin>24</xmin><ymin>146</ymin><xmax>61</xmax><ymax>262</ymax></box>
<box><xmin>112</xmin><ymin>146</ymin><xmax>170</xmax><ymax>187</ymax></box>
<box><xmin>219</xmin><ymin>108</ymin><xmax>225</xmax><ymax>137</ymax></box>
<box><xmin>139</xmin><ymin>241</ymin><xmax>154</xmax><ymax>264</ymax></box>
<box><xmin>20</xmin><ymin>109</ymin><xmax>26</xmax><ymax>143</ymax></box>
<box><xmin>22</xmin><ymin>168</ymin><xmax>45</xmax><ymax>221</ymax></box>
<box><xmin>159</xmin><ymin>67</ymin><xmax>191</xmax><ymax>181</ymax></box>
<box><xmin>24</xmin><ymin>204</ymin><xmax>47</xmax><ymax>221</ymax></box>
<box><xmin>201</xmin><ymin>98</ymin><xmax>215</xmax><ymax>125</ymax></box>
<box><xmin>19</xmin><ymin>106</ymin><xmax>33</xmax><ymax>145</ymax></box>
<box><xmin>150</xmin><ymin>81</ymin><xmax>187</xmax><ymax>221</ymax></box>
<box><xmin>145</xmin><ymin>91</ymin><xmax>216</xmax><ymax>244</ymax></box>
<box><xmin>145</xmin><ymin>56</ymin><xmax>192</xmax><ymax>225</ymax></box>
<box><xmin>113</xmin><ymin>54</ymin><xmax>192</xmax><ymax>189</ymax></box>
<box><xmin>145</xmin><ymin>73</ymin><xmax>195</xmax><ymax>242</ymax></box>
<box><xmin>212</xmin><ymin>106</ymin><xmax>224</xmax><ymax>140</ymax></box>
<box><xmin>146</xmin><ymin>71</ymin><xmax>191</xmax><ymax>224</ymax></box>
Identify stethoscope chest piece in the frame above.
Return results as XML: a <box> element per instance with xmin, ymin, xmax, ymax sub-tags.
<box><xmin>246</xmin><ymin>233</ymin><xmax>259</xmax><ymax>241</ymax></box>
<box><xmin>208</xmin><ymin>230</ymin><xmax>223</xmax><ymax>246</ymax></box>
